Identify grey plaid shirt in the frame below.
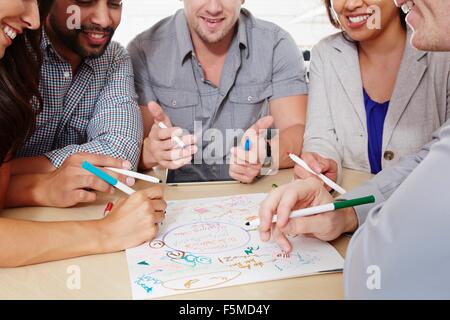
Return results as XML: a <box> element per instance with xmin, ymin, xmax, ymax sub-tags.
<box><xmin>17</xmin><ymin>31</ymin><xmax>143</xmax><ymax>169</ymax></box>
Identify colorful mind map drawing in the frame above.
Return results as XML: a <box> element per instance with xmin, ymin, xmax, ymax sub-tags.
<box><xmin>126</xmin><ymin>193</ymin><xmax>345</xmax><ymax>299</ymax></box>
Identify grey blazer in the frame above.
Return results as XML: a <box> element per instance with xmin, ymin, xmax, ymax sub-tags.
<box><xmin>344</xmin><ymin>118</ymin><xmax>450</xmax><ymax>299</ymax></box>
<box><xmin>303</xmin><ymin>30</ymin><xmax>450</xmax><ymax>179</ymax></box>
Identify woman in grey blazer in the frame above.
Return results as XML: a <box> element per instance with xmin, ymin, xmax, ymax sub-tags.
<box><xmin>296</xmin><ymin>0</ymin><xmax>450</xmax><ymax>182</ymax></box>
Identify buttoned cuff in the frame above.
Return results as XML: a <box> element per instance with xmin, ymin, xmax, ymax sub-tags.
<box><xmin>338</xmin><ymin>182</ymin><xmax>386</xmax><ymax>227</ymax></box>
<box><xmin>45</xmin><ymin>147</ymin><xmax>80</xmax><ymax>168</ymax></box>
<box><xmin>271</xmin><ymin>77</ymin><xmax>308</xmax><ymax>101</ymax></box>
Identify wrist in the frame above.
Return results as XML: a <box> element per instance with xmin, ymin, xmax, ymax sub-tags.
<box><xmin>32</xmin><ymin>173</ymin><xmax>56</xmax><ymax>207</ymax></box>
<box><xmin>342</xmin><ymin>207</ymin><xmax>358</xmax><ymax>233</ymax></box>
<box><xmin>140</xmin><ymin>138</ymin><xmax>158</xmax><ymax>170</ymax></box>
<box><xmin>94</xmin><ymin>218</ymin><xmax>119</xmax><ymax>253</ymax></box>
<box><xmin>6</xmin><ymin>173</ymin><xmax>49</xmax><ymax>207</ymax></box>
<box><xmin>72</xmin><ymin>220</ymin><xmax>113</xmax><ymax>256</ymax></box>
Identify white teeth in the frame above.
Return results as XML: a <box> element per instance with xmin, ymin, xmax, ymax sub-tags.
<box><xmin>204</xmin><ymin>18</ymin><xmax>221</xmax><ymax>23</ymax></box>
<box><xmin>89</xmin><ymin>33</ymin><xmax>105</xmax><ymax>39</ymax></box>
<box><xmin>3</xmin><ymin>26</ymin><xmax>17</xmax><ymax>40</ymax></box>
<box><xmin>401</xmin><ymin>0</ymin><xmax>415</xmax><ymax>14</ymax></box>
<box><xmin>349</xmin><ymin>15</ymin><xmax>370</xmax><ymax>24</ymax></box>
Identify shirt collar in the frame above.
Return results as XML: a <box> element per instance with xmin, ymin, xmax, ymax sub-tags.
<box><xmin>176</xmin><ymin>9</ymin><xmax>249</xmax><ymax>65</ymax></box>
<box><xmin>41</xmin><ymin>28</ymin><xmax>95</xmax><ymax>69</ymax></box>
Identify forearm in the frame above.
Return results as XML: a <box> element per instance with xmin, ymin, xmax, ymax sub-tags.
<box><xmin>0</xmin><ymin>218</ymin><xmax>105</xmax><ymax>267</ymax></box>
<box><xmin>5</xmin><ymin>173</ymin><xmax>47</xmax><ymax>208</ymax></box>
<box><xmin>10</xmin><ymin>156</ymin><xmax>56</xmax><ymax>175</ymax></box>
<box><xmin>273</xmin><ymin>124</ymin><xmax>305</xmax><ymax>169</ymax></box>
<box><xmin>0</xmin><ymin>163</ymin><xmax>10</xmax><ymax>209</ymax></box>
<box><xmin>342</xmin><ymin>139</ymin><xmax>433</xmax><ymax>227</ymax></box>
<box><xmin>46</xmin><ymin>135</ymin><xmax>142</xmax><ymax>170</ymax></box>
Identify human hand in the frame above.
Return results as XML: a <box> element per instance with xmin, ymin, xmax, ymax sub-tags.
<box><xmin>229</xmin><ymin>116</ymin><xmax>274</xmax><ymax>183</ymax></box>
<box><xmin>258</xmin><ymin>178</ymin><xmax>357</xmax><ymax>252</ymax></box>
<box><xmin>141</xmin><ymin>101</ymin><xmax>198</xmax><ymax>170</ymax></box>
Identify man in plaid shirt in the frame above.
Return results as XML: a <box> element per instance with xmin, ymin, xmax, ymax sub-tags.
<box><xmin>6</xmin><ymin>0</ymin><xmax>144</xmax><ymax>208</ymax></box>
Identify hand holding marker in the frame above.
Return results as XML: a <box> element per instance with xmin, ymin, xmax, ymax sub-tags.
<box><xmin>289</xmin><ymin>153</ymin><xmax>346</xmax><ymax>194</ymax></box>
<box><xmin>82</xmin><ymin>161</ymin><xmax>136</xmax><ymax>195</ymax></box>
<box><xmin>82</xmin><ymin>161</ymin><xmax>161</xmax><ymax>195</ymax></box>
<box><xmin>247</xmin><ymin>195</ymin><xmax>375</xmax><ymax>228</ymax></box>
<box><xmin>158</xmin><ymin>122</ymin><xmax>186</xmax><ymax>148</ymax></box>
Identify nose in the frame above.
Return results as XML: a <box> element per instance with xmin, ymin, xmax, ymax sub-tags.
<box><xmin>90</xmin><ymin>1</ymin><xmax>113</xmax><ymax>29</ymax></box>
<box><xmin>21</xmin><ymin>0</ymin><xmax>40</xmax><ymax>30</ymax></box>
<box><xmin>344</xmin><ymin>0</ymin><xmax>364</xmax><ymax>11</ymax></box>
<box><xmin>205</xmin><ymin>0</ymin><xmax>223</xmax><ymax>16</ymax></box>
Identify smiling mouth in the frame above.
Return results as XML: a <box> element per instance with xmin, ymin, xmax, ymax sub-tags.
<box><xmin>84</xmin><ymin>31</ymin><xmax>109</xmax><ymax>39</ymax></box>
<box><xmin>401</xmin><ymin>0</ymin><xmax>415</xmax><ymax>14</ymax></box>
<box><xmin>201</xmin><ymin>17</ymin><xmax>225</xmax><ymax>24</ymax></box>
<box><xmin>348</xmin><ymin>14</ymin><xmax>371</xmax><ymax>24</ymax></box>
<box><xmin>2</xmin><ymin>25</ymin><xmax>18</xmax><ymax>41</ymax></box>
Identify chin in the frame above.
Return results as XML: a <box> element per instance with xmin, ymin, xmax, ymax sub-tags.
<box><xmin>78</xmin><ymin>45</ymin><xmax>108</xmax><ymax>59</ymax></box>
<box><xmin>198</xmin><ymin>30</ymin><xmax>224</xmax><ymax>44</ymax></box>
<box><xmin>346</xmin><ymin>28</ymin><xmax>383</xmax><ymax>43</ymax></box>
<box><xmin>344</xmin><ymin>31</ymin><xmax>372</xmax><ymax>42</ymax></box>
<box><xmin>410</xmin><ymin>31</ymin><xmax>438</xmax><ymax>51</ymax></box>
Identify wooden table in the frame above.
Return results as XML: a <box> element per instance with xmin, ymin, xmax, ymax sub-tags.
<box><xmin>0</xmin><ymin>169</ymin><xmax>372</xmax><ymax>300</ymax></box>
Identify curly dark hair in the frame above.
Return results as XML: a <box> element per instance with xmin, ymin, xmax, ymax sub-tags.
<box><xmin>0</xmin><ymin>0</ymin><xmax>53</xmax><ymax>163</ymax></box>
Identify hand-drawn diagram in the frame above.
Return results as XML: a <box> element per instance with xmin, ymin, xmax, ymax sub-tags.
<box><xmin>126</xmin><ymin>194</ymin><xmax>344</xmax><ymax>299</ymax></box>
<box><xmin>163</xmin><ymin>222</ymin><xmax>251</xmax><ymax>254</ymax></box>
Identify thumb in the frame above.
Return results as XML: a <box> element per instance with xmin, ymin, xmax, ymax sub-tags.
<box><xmin>302</xmin><ymin>153</ymin><xmax>323</xmax><ymax>174</ymax></box>
<box><xmin>320</xmin><ymin>158</ymin><xmax>337</xmax><ymax>173</ymax></box>
<box><xmin>139</xmin><ymin>185</ymin><xmax>165</xmax><ymax>200</ymax></box>
<box><xmin>148</xmin><ymin>101</ymin><xmax>171</xmax><ymax>126</ymax></box>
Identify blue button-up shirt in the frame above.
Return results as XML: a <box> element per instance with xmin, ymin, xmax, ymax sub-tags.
<box><xmin>17</xmin><ymin>31</ymin><xmax>143</xmax><ymax>169</ymax></box>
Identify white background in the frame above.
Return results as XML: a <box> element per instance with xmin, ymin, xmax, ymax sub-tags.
<box><xmin>113</xmin><ymin>0</ymin><xmax>339</xmax><ymax>49</ymax></box>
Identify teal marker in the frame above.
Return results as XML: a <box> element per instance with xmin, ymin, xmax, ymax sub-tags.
<box><xmin>82</xmin><ymin>161</ymin><xmax>136</xmax><ymax>195</ymax></box>
<box><xmin>246</xmin><ymin>195</ymin><xmax>376</xmax><ymax>227</ymax></box>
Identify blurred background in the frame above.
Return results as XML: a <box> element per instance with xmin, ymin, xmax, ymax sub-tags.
<box><xmin>113</xmin><ymin>0</ymin><xmax>339</xmax><ymax>62</ymax></box>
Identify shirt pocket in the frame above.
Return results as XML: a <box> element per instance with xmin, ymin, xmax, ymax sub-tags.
<box><xmin>229</xmin><ymin>83</ymin><xmax>273</xmax><ymax>130</ymax></box>
<box><xmin>153</xmin><ymin>87</ymin><xmax>199</xmax><ymax>132</ymax></box>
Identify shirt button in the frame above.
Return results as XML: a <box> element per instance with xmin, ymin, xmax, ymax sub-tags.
<box><xmin>63</xmin><ymin>71</ymin><xmax>70</xmax><ymax>79</ymax></box>
<box><xmin>384</xmin><ymin>151</ymin><xmax>395</xmax><ymax>161</ymax></box>
<box><xmin>171</xmin><ymin>100</ymin><xmax>177</xmax><ymax>107</ymax></box>
<box><xmin>247</xmin><ymin>96</ymin><xmax>253</xmax><ymax>102</ymax></box>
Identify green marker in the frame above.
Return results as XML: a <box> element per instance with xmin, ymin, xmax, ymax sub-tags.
<box><xmin>246</xmin><ymin>195</ymin><xmax>375</xmax><ymax>227</ymax></box>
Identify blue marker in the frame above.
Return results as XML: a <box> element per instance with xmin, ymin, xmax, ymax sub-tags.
<box><xmin>244</xmin><ymin>138</ymin><xmax>251</xmax><ymax>151</ymax></box>
<box><xmin>82</xmin><ymin>161</ymin><xmax>136</xmax><ymax>195</ymax></box>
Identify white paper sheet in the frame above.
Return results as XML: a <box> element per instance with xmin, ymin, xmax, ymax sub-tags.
<box><xmin>126</xmin><ymin>193</ymin><xmax>345</xmax><ymax>299</ymax></box>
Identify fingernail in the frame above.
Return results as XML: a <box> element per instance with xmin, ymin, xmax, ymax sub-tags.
<box><xmin>109</xmin><ymin>188</ymin><xmax>115</xmax><ymax>195</ymax></box>
<box><xmin>123</xmin><ymin>161</ymin><xmax>132</xmax><ymax>169</ymax></box>
<box><xmin>126</xmin><ymin>177</ymin><xmax>135</xmax><ymax>186</ymax></box>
